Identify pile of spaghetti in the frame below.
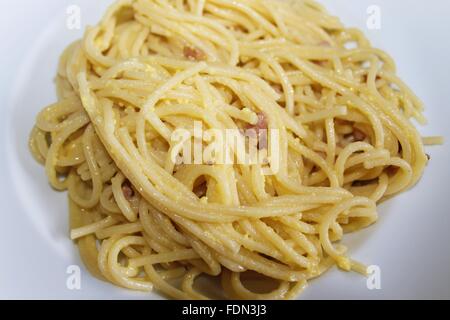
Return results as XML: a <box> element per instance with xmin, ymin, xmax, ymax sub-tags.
<box><xmin>29</xmin><ymin>0</ymin><xmax>437</xmax><ymax>299</ymax></box>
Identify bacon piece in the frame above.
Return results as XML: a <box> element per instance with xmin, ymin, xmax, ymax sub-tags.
<box><xmin>271</xmin><ymin>84</ymin><xmax>283</xmax><ymax>94</ymax></box>
<box><xmin>345</xmin><ymin>127</ymin><xmax>367</xmax><ymax>143</ymax></box>
<box><xmin>254</xmin><ymin>113</ymin><xmax>268</xmax><ymax>131</ymax></box>
<box><xmin>193</xmin><ymin>182</ymin><xmax>207</xmax><ymax>198</ymax></box>
<box><xmin>243</xmin><ymin>113</ymin><xmax>269</xmax><ymax>150</ymax></box>
<box><xmin>386</xmin><ymin>166</ymin><xmax>399</xmax><ymax>176</ymax></box>
<box><xmin>335</xmin><ymin>119</ymin><xmax>352</xmax><ymax>127</ymax></box>
<box><xmin>258</xmin><ymin>133</ymin><xmax>268</xmax><ymax>150</ymax></box>
<box><xmin>312</xmin><ymin>60</ymin><xmax>327</xmax><ymax>67</ymax></box>
<box><xmin>183</xmin><ymin>46</ymin><xmax>206</xmax><ymax>61</ymax></box>
<box><xmin>122</xmin><ymin>180</ymin><xmax>134</xmax><ymax>200</ymax></box>
<box><xmin>352</xmin><ymin>128</ymin><xmax>366</xmax><ymax>142</ymax></box>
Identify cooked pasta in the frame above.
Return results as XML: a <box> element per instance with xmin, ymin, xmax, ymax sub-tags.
<box><xmin>29</xmin><ymin>0</ymin><xmax>438</xmax><ymax>299</ymax></box>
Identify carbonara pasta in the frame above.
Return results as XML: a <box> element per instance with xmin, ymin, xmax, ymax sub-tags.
<box><xmin>29</xmin><ymin>0</ymin><xmax>437</xmax><ymax>299</ymax></box>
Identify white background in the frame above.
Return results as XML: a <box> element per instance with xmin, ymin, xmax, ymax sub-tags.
<box><xmin>0</xmin><ymin>0</ymin><xmax>449</xmax><ymax>299</ymax></box>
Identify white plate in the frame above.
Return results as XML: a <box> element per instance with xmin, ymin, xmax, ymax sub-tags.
<box><xmin>1</xmin><ymin>0</ymin><xmax>449</xmax><ymax>299</ymax></box>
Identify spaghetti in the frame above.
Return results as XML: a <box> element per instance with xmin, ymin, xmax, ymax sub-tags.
<box><xmin>29</xmin><ymin>0</ymin><xmax>436</xmax><ymax>299</ymax></box>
